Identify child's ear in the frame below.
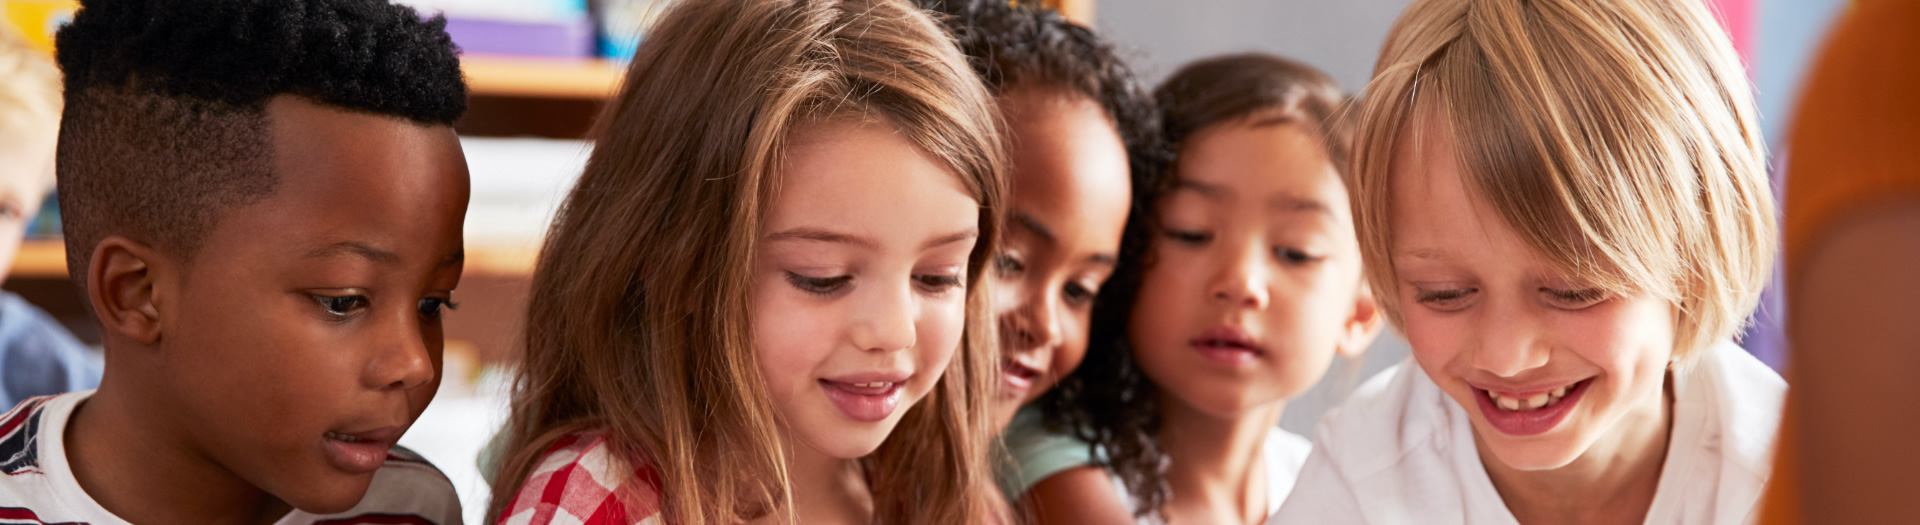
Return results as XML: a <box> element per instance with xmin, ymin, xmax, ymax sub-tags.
<box><xmin>87</xmin><ymin>236</ymin><xmax>165</xmax><ymax>345</ymax></box>
<box><xmin>1337</xmin><ymin>281</ymin><xmax>1385</xmax><ymax>359</ymax></box>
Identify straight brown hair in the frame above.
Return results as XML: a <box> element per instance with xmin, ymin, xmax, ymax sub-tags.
<box><xmin>487</xmin><ymin>0</ymin><xmax>1009</xmax><ymax>522</ymax></box>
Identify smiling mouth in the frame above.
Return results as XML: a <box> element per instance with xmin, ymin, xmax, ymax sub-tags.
<box><xmin>1001</xmin><ymin>358</ymin><xmax>1043</xmax><ymax>394</ymax></box>
<box><xmin>1471</xmin><ymin>378</ymin><xmax>1594</xmax><ymax>436</ymax></box>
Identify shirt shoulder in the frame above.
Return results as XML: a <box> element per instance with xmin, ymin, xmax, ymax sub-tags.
<box><xmin>999</xmin><ymin>407</ymin><xmax>1098</xmax><ymax>498</ymax></box>
<box><xmin>1311</xmin><ymin>359</ymin><xmax>1454</xmax><ymax>479</ymax></box>
<box><xmin>497</xmin><ymin>433</ymin><xmax>663</xmax><ymax>525</ymax></box>
<box><xmin>284</xmin><ymin>446</ymin><xmax>464</xmax><ymax>525</ymax></box>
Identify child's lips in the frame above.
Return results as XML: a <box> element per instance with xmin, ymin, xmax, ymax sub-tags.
<box><xmin>321</xmin><ymin>425</ymin><xmax>404</xmax><ymax>474</ymax></box>
<box><xmin>1190</xmin><ymin>325</ymin><xmax>1266</xmax><ymax>365</ymax></box>
<box><xmin>1000</xmin><ymin>356</ymin><xmax>1046</xmax><ymax>397</ymax></box>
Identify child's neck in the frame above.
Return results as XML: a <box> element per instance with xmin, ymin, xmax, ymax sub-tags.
<box><xmin>753</xmin><ymin>441</ymin><xmax>871</xmax><ymax>525</ymax></box>
<box><xmin>67</xmin><ymin>380</ymin><xmax>292</xmax><ymax>524</ymax></box>
<box><xmin>1478</xmin><ymin>375</ymin><xmax>1674</xmax><ymax>525</ymax></box>
<box><xmin>1155</xmin><ymin>395</ymin><xmax>1286</xmax><ymax>525</ymax></box>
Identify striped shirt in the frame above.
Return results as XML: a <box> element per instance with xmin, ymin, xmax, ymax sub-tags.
<box><xmin>497</xmin><ymin>433</ymin><xmax>662</xmax><ymax>525</ymax></box>
<box><xmin>0</xmin><ymin>391</ymin><xmax>464</xmax><ymax>524</ymax></box>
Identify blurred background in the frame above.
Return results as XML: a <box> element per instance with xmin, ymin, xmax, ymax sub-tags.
<box><xmin>0</xmin><ymin>0</ymin><xmax>1851</xmax><ymax>521</ymax></box>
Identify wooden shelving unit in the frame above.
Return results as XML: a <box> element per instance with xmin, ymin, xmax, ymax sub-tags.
<box><xmin>463</xmin><ymin>56</ymin><xmax>625</xmax><ymax>100</ymax></box>
<box><xmin>11</xmin><ymin>239</ymin><xmax>540</xmax><ymax>279</ymax></box>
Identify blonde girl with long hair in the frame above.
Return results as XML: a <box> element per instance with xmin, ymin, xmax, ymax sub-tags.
<box><xmin>1273</xmin><ymin>0</ymin><xmax>1782</xmax><ymax>523</ymax></box>
<box><xmin>488</xmin><ymin>0</ymin><xmax>1008</xmax><ymax>523</ymax></box>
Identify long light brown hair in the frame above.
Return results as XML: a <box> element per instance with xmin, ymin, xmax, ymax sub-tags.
<box><xmin>487</xmin><ymin>0</ymin><xmax>1008</xmax><ymax>522</ymax></box>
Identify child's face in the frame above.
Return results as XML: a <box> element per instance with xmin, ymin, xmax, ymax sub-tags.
<box><xmin>0</xmin><ymin>133</ymin><xmax>55</xmax><ymax>283</ymax></box>
<box><xmin>988</xmin><ymin>89</ymin><xmax>1131</xmax><ymax>429</ymax></box>
<box><xmin>152</xmin><ymin>97</ymin><xmax>468</xmax><ymax>512</ymax></box>
<box><xmin>752</xmin><ymin>119</ymin><xmax>979</xmax><ymax>460</ymax></box>
<box><xmin>1388</xmin><ymin>120</ymin><xmax>1674</xmax><ymax>472</ymax></box>
<box><xmin>1129</xmin><ymin>122</ymin><xmax>1370</xmax><ymax>419</ymax></box>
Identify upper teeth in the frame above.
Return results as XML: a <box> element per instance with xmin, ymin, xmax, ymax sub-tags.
<box><xmin>852</xmin><ymin>382</ymin><xmax>890</xmax><ymax>388</ymax></box>
<box><xmin>1489</xmin><ymin>384</ymin><xmax>1572</xmax><ymax>411</ymax></box>
<box><xmin>326</xmin><ymin>431</ymin><xmax>365</xmax><ymax>443</ymax></box>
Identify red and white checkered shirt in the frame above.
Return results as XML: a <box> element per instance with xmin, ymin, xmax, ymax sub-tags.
<box><xmin>496</xmin><ymin>433</ymin><xmax>663</xmax><ymax>525</ymax></box>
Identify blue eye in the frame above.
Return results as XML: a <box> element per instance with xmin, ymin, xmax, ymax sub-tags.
<box><xmin>418</xmin><ymin>297</ymin><xmax>458</xmax><ymax>319</ymax></box>
<box><xmin>311</xmin><ymin>294</ymin><xmax>369</xmax><ymax>319</ymax></box>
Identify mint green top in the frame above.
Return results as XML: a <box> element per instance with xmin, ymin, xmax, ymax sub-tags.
<box><xmin>997</xmin><ymin>405</ymin><xmax>1100</xmax><ymax>499</ymax></box>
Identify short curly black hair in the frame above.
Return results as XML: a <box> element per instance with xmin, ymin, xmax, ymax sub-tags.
<box><xmin>54</xmin><ymin>0</ymin><xmax>466</xmax><ymax>289</ymax></box>
<box><xmin>918</xmin><ymin>0</ymin><xmax>1174</xmax><ymax>519</ymax></box>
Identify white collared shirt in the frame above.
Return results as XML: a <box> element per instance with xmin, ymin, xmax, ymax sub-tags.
<box><xmin>1270</xmin><ymin>341</ymin><xmax>1784</xmax><ymax>525</ymax></box>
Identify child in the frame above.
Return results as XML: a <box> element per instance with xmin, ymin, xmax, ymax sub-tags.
<box><xmin>0</xmin><ymin>21</ymin><xmax>98</xmax><ymax>408</ymax></box>
<box><xmin>1028</xmin><ymin>54</ymin><xmax>1383</xmax><ymax>523</ymax></box>
<box><xmin>486</xmin><ymin>0</ymin><xmax>1006</xmax><ymax>523</ymax></box>
<box><xmin>1271</xmin><ymin>0</ymin><xmax>1782</xmax><ymax>523</ymax></box>
<box><xmin>0</xmin><ymin>0</ymin><xmax>470</xmax><ymax>522</ymax></box>
<box><xmin>920</xmin><ymin>0</ymin><xmax>1163</xmax><ymax>507</ymax></box>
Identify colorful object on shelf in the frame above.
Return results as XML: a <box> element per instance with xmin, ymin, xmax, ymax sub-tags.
<box><xmin>593</xmin><ymin>0</ymin><xmax>675</xmax><ymax>60</ymax></box>
<box><xmin>1</xmin><ymin>0</ymin><xmax>77</xmax><ymax>57</ymax></box>
<box><xmin>397</xmin><ymin>0</ymin><xmax>595</xmax><ymax>59</ymax></box>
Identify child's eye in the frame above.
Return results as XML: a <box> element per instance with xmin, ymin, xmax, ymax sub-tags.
<box><xmin>1542</xmin><ymin>287</ymin><xmax>1609</xmax><ymax>310</ymax></box>
<box><xmin>1413</xmin><ymin>287</ymin><xmax>1477</xmax><ymax>312</ymax></box>
<box><xmin>1062</xmin><ymin>281</ymin><xmax>1097</xmax><ymax>307</ymax></box>
<box><xmin>914</xmin><ymin>273</ymin><xmax>964</xmax><ymax>294</ymax></box>
<box><xmin>994</xmin><ymin>253</ymin><xmax>1025</xmax><ymax>277</ymax></box>
<box><xmin>1273</xmin><ymin>246</ymin><xmax>1324</xmax><ymax>265</ymax></box>
<box><xmin>310</xmin><ymin>294</ymin><xmax>370</xmax><ymax>319</ymax></box>
<box><xmin>0</xmin><ymin>204</ymin><xmax>23</xmax><ymax>222</ymax></box>
<box><xmin>1163</xmin><ymin>228</ymin><xmax>1212</xmax><ymax>246</ymax></box>
<box><xmin>786</xmin><ymin>272</ymin><xmax>852</xmax><ymax>296</ymax></box>
<box><xmin>418</xmin><ymin>297</ymin><xmax>459</xmax><ymax>320</ymax></box>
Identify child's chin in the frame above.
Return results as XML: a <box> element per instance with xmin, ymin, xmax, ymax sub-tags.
<box><xmin>278</xmin><ymin>475</ymin><xmax>379</xmax><ymax>516</ymax></box>
<box><xmin>1475</xmin><ymin>429</ymin><xmax>1587</xmax><ymax>472</ymax></box>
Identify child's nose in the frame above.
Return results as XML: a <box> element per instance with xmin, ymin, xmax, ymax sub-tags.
<box><xmin>1470</xmin><ymin>297</ymin><xmax>1552</xmax><ymax>376</ymax></box>
<box><xmin>1001</xmin><ymin>288</ymin><xmax>1062</xmax><ymax>351</ymax></box>
<box><xmin>1208</xmin><ymin>241</ymin><xmax>1271</xmax><ymax>309</ymax></box>
<box><xmin>369</xmin><ymin>319</ymin><xmax>438</xmax><ymax>392</ymax></box>
<box><xmin>852</xmin><ymin>284</ymin><xmax>917</xmax><ymax>353</ymax></box>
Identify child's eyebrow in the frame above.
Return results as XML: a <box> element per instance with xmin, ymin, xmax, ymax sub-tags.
<box><xmin>305</xmin><ymin>241</ymin><xmax>401</xmax><ymax>265</ymax></box>
<box><xmin>1173</xmin><ymin>177</ymin><xmax>1225</xmax><ymax>197</ymax></box>
<box><xmin>1013</xmin><ymin>213</ymin><xmax>1118</xmax><ymax>267</ymax></box>
<box><xmin>1395</xmin><ymin>247</ymin><xmax>1452</xmax><ymax>261</ymax></box>
<box><xmin>767</xmin><ymin>227</ymin><xmax>878</xmax><ymax>250</ymax></box>
<box><xmin>1269</xmin><ymin>194</ymin><xmax>1330</xmax><ymax>217</ymax></box>
<box><xmin>921</xmin><ymin>229</ymin><xmax>979</xmax><ymax>250</ymax></box>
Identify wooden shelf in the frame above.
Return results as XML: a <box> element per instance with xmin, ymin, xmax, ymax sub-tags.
<box><xmin>11</xmin><ymin>240</ymin><xmax>541</xmax><ymax>279</ymax></box>
<box><xmin>463</xmin><ymin>56</ymin><xmax>625</xmax><ymax>100</ymax></box>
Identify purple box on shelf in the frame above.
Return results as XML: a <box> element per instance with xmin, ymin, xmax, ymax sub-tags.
<box><xmin>444</xmin><ymin>16</ymin><xmax>595</xmax><ymax>59</ymax></box>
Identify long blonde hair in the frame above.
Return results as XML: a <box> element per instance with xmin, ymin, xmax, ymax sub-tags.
<box><xmin>487</xmin><ymin>0</ymin><xmax>1008</xmax><ymax>522</ymax></box>
<box><xmin>1348</xmin><ymin>0</ymin><xmax>1776</xmax><ymax>358</ymax></box>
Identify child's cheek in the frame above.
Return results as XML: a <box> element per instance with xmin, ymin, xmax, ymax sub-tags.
<box><xmin>750</xmin><ymin>281</ymin><xmax>842</xmax><ymax>398</ymax></box>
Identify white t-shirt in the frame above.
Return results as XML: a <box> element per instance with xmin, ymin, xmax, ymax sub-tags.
<box><xmin>0</xmin><ymin>391</ymin><xmax>464</xmax><ymax>524</ymax></box>
<box><xmin>1271</xmin><ymin>341</ymin><xmax>1783</xmax><ymax>525</ymax></box>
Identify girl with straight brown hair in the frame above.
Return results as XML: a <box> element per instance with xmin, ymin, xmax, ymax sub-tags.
<box><xmin>487</xmin><ymin>0</ymin><xmax>1009</xmax><ymax>522</ymax></box>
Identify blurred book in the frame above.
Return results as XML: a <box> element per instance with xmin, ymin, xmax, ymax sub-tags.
<box><xmin>458</xmin><ymin>136</ymin><xmax>590</xmax><ymax>245</ymax></box>
<box><xmin>397</xmin><ymin>0</ymin><xmax>595</xmax><ymax>59</ymax></box>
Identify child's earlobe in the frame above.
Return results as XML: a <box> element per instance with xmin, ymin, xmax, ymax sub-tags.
<box><xmin>87</xmin><ymin>236</ymin><xmax>164</xmax><ymax>345</ymax></box>
<box><xmin>1339</xmin><ymin>282</ymin><xmax>1385</xmax><ymax>358</ymax></box>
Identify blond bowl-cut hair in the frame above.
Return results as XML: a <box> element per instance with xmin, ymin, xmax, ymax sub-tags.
<box><xmin>1348</xmin><ymin>0</ymin><xmax>1777</xmax><ymax>359</ymax></box>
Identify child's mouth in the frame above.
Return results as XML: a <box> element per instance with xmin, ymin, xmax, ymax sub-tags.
<box><xmin>1472</xmin><ymin>378</ymin><xmax>1594</xmax><ymax>437</ymax></box>
<box><xmin>1000</xmin><ymin>358</ymin><xmax>1044</xmax><ymax>397</ymax></box>
<box><xmin>819</xmin><ymin>374</ymin><xmax>908</xmax><ymax>423</ymax></box>
<box><xmin>1190</xmin><ymin>325</ymin><xmax>1266</xmax><ymax>366</ymax></box>
<box><xmin>321</xmin><ymin>426</ymin><xmax>404</xmax><ymax>474</ymax></box>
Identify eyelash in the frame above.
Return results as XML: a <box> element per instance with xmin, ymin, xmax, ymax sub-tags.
<box><xmin>1543</xmin><ymin>287</ymin><xmax>1609</xmax><ymax>309</ymax></box>
<box><xmin>1411</xmin><ymin>287</ymin><xmax>1610</xmax><ymax>311</ymax></box>
<box><xmin>1164</xmin><ymin>228</ymin><xmax>1322</xmax><ymax>265</ymax></box>
<box><xmin>786</xmin><ymin>272</ymin><xmax>966</xmax><ymax>297</ymax></box>
<box><xmin>309</xmin><ymin>294</ymin><xmax>459</xmax><ymax>321</ymax></box>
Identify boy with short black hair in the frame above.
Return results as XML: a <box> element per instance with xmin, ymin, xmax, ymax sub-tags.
<box><xmin>0</xmin><ymin>0</ymin><xmax>473</xmax><ymax>522</ymax></box>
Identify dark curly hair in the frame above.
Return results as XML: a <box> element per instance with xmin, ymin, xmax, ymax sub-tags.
<box><xmin>919</xmin><ymin>0</ymin><xmax>1174</xmax><ymax>519</ymax></box>
<box><xmin>54</xmin><ymin>0</ymin><xmax>466</xmax><ymax>291</ymax></box>
<box><xmin>1032</xmin><ymin>53</ymin><xmax>1351</xmax><ymax>519</ymax></box>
